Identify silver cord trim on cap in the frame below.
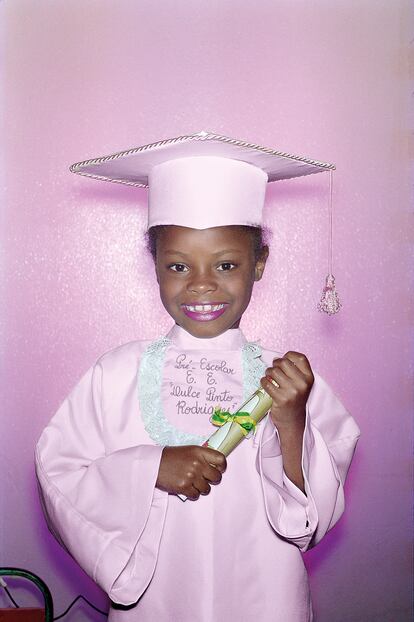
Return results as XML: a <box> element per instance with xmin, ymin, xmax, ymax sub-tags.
<box><xmin>69</xmin><ymin>130</ymin><xmax>336</xmax><ymax>188</ymax></box>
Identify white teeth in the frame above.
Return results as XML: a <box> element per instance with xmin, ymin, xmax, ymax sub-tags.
<box><xmin>185</xmin><ymin>304</ymin><xmax>225</xmax><ymax>313</ymax></box>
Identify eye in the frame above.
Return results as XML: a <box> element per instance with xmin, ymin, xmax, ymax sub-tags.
<box><xmin>168</xmin><ymin>263</ymin><xmax>189</xmax><ymax>273</ymax></box>
<box><xmin>217</xmin><ymin>262</ymin><xmax>237</xmax><ymax>271</ymax></box>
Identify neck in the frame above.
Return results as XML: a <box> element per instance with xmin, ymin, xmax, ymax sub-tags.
<box><xmin>167</xmin><ymin>324</ymin><xmax>246</xmax><ymax>351</ymax></box>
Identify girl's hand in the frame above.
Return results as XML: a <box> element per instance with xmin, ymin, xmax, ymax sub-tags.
<box><xmin>156</xmin><ymin>445</ymin><xmax>227</xmax><ymax>500</ymax></box>
<box><xmin>260</xmin><ymin>351</ymin><xmax>314</xmax><ymax>431</ymax></box>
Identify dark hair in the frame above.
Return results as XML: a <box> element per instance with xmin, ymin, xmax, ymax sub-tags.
<box><xmin>146</xmin><ymin>225</ymin><xmax>269</xmax><ymax>262</ymax></box>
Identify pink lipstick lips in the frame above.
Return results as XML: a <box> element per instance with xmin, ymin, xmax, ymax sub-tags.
<box><xmin>181</xmin><ymin>302</ymin><xmax>229</xmax><ymax>322</ymax></box>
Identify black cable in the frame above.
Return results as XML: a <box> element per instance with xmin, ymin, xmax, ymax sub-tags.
<box><xmin>4</xmin><ymin>585</ymin><xmax>20</xmax><ymax>608</ymax></box>
<box><xmin>53</xmin><ymin>594</ymin><xmax>107</xmax><ymax>620</ymax></box>
<box><xmin>0</xmin><ymin>567</ymin><xmax>54</xmax><ymax>621</ymax></box>
<box><xmin>0</xmin><ymin>569</ymin><xmax>106</xmax><ymax>620</ymax></box>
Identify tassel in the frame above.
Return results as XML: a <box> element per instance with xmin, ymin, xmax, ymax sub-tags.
<box><xmin>318</xmin><ymin>170</ymin><xmax>342</xmax><ymax>315</ymax></box>
<box><xmin>318</xmin><ymin>273</ymin><xmax>341</xmax><ymax>315</ymax></box>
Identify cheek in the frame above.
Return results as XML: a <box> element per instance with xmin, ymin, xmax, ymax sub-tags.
<box><xmin>158</xmin><ymin>275</ymin><xmax>181</xmax><ymax>304</ymax></box>
<box><xmin>228</xmin><ymin>273</ymin><xmax>255</xmax><ymax>303</ymax></box>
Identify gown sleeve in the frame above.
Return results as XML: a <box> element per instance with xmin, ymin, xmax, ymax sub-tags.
<box><xmin>257</xmin><ymin>372</ymin><xmax>360</xmax><ymax>552</ymax></box>
<box><xmin>35</xmin><ymin>354</ymin><xmax>169</xmax><ymax>607</ymax></box>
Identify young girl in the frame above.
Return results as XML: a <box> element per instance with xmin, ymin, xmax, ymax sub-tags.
<box><xmin>35</xmin><ymin>131</ymin><xmax>360</xmax><ymax>621</ymax></box>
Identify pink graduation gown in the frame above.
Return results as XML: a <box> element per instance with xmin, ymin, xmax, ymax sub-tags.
<box><xmin>35</xmin><ymin>325</ymin><xmax>360</xmax><ymax>621</ymax></box>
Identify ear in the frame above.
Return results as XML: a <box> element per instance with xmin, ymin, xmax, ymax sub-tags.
<box><xmin>254</xmin><ymin>246</ymin><xmax>269</xmax><ymax>282</ymax></box>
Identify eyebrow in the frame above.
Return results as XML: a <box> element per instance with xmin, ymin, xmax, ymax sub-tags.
<box><xmin>162</xmin><ymin>249</ymin><xmax>245</xmax><ymax>257</ymax></box>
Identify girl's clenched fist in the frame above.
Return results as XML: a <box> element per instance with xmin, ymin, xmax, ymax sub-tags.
<box><xmin>156</xmin><ymin>445</ymin><xmax>227</xmax><ymax>500</ymax></box>
<box><xmin>260</xmin><ymin>351</ymin><xmax>314</xmax><ymax>431</ymax></box>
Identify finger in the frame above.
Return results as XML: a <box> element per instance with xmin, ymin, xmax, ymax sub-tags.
<box><xmin>202</xmin><ymin>463</ymin><xmax>223</xmax><ymax>485</ymax></box>
<box><xmin>283</xmin><ymin>351</ymin><xmax>314</xmax><ymax>380</ymax></box>
<box><xmin>200</xmin><ymin>447</ymin><xmax>227</xmax><ymax>472</ymax></box>
<box><xmin>194</xmin><ymin>476</ymin><xmax>211</xmax><ymax>496</ymax></box>
<box><xmin>271</xmin><ymin>356</ymin><xmax>307</xmax><ymax>384</ymax></box>
<box><xmin>261</xmin><ymin>375</ymin><xmax>283</xmax><ymax>401</ymax></box>
<box><xmin>186</xmin><ymin>485</ymin><xmax>200</xmax><ymax>501</ymax></box>
<box><xmin>265</xmin><ymin>365</ymin><xmax>290</xmax><ymax>388</ymax></box>
<box><xmin>262</xmin><ymin>369</ymin><xmax>303</xmax><ymax>402</ymax></box>
<box><xmin>264</xmin><ymin>364</ymin><xmax>309</xmax><ymax>399</ymax></box>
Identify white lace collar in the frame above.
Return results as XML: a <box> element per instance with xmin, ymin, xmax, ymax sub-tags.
<box><xmin>138</xmin><ymin>329</ymin><xmax>266</xmax><ymax>447</ymax></box>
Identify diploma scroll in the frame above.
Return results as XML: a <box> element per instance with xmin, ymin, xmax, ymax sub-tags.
<box><xmin>178</xmin><ymin>387</ymin><xmax>272</xmax><ymax>501</ymax></box>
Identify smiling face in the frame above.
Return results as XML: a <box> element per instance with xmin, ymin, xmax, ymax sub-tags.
<box><xmin>154</xmin><ymin>225</ymin><xmax>268</xmax><ymax>338</ymax></box>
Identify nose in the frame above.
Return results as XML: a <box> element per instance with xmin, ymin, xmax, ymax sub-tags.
<box><xmin>187</xmin><ymin>269</ymin><xmax>217</xmax><ymax>295</ymax></box>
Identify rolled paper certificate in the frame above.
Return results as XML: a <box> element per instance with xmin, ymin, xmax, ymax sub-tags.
<box><xmin>206</xmin><ymin>387</ymin><xmax>272</xmax><ymax>455</ymax></box>
<box><xmin>177</xmin><ymin>387</ymin><xmax>273</xmax><ymax>501</ymax></box>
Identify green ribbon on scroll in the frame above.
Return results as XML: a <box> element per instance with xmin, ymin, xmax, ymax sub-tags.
<box><xmin>210</xmin><ymin>407</ymin><xmax>257</xmax><ymax>436</ymax></box>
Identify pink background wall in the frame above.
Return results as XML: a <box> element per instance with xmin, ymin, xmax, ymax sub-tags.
<box><xmin>1</xmin><ymin>1</ymin><xmax>412</xmax><ymax>620</ymax></box>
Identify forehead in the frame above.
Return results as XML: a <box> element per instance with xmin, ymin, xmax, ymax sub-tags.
<box><xmin>156</xmin><ymin>225</ymin><xmax>253</xmax><ymax>251</ymax></box>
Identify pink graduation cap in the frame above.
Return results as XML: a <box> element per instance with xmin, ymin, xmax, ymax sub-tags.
<box><xmin>70</xmin><ymin>130</ymin><xmax>341</xmax><ymax>313</ymax></box>
<box><xmin>70</xmin><ymin>130</ymin><xmax>333</xmax><ymax>228</ymax></box>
